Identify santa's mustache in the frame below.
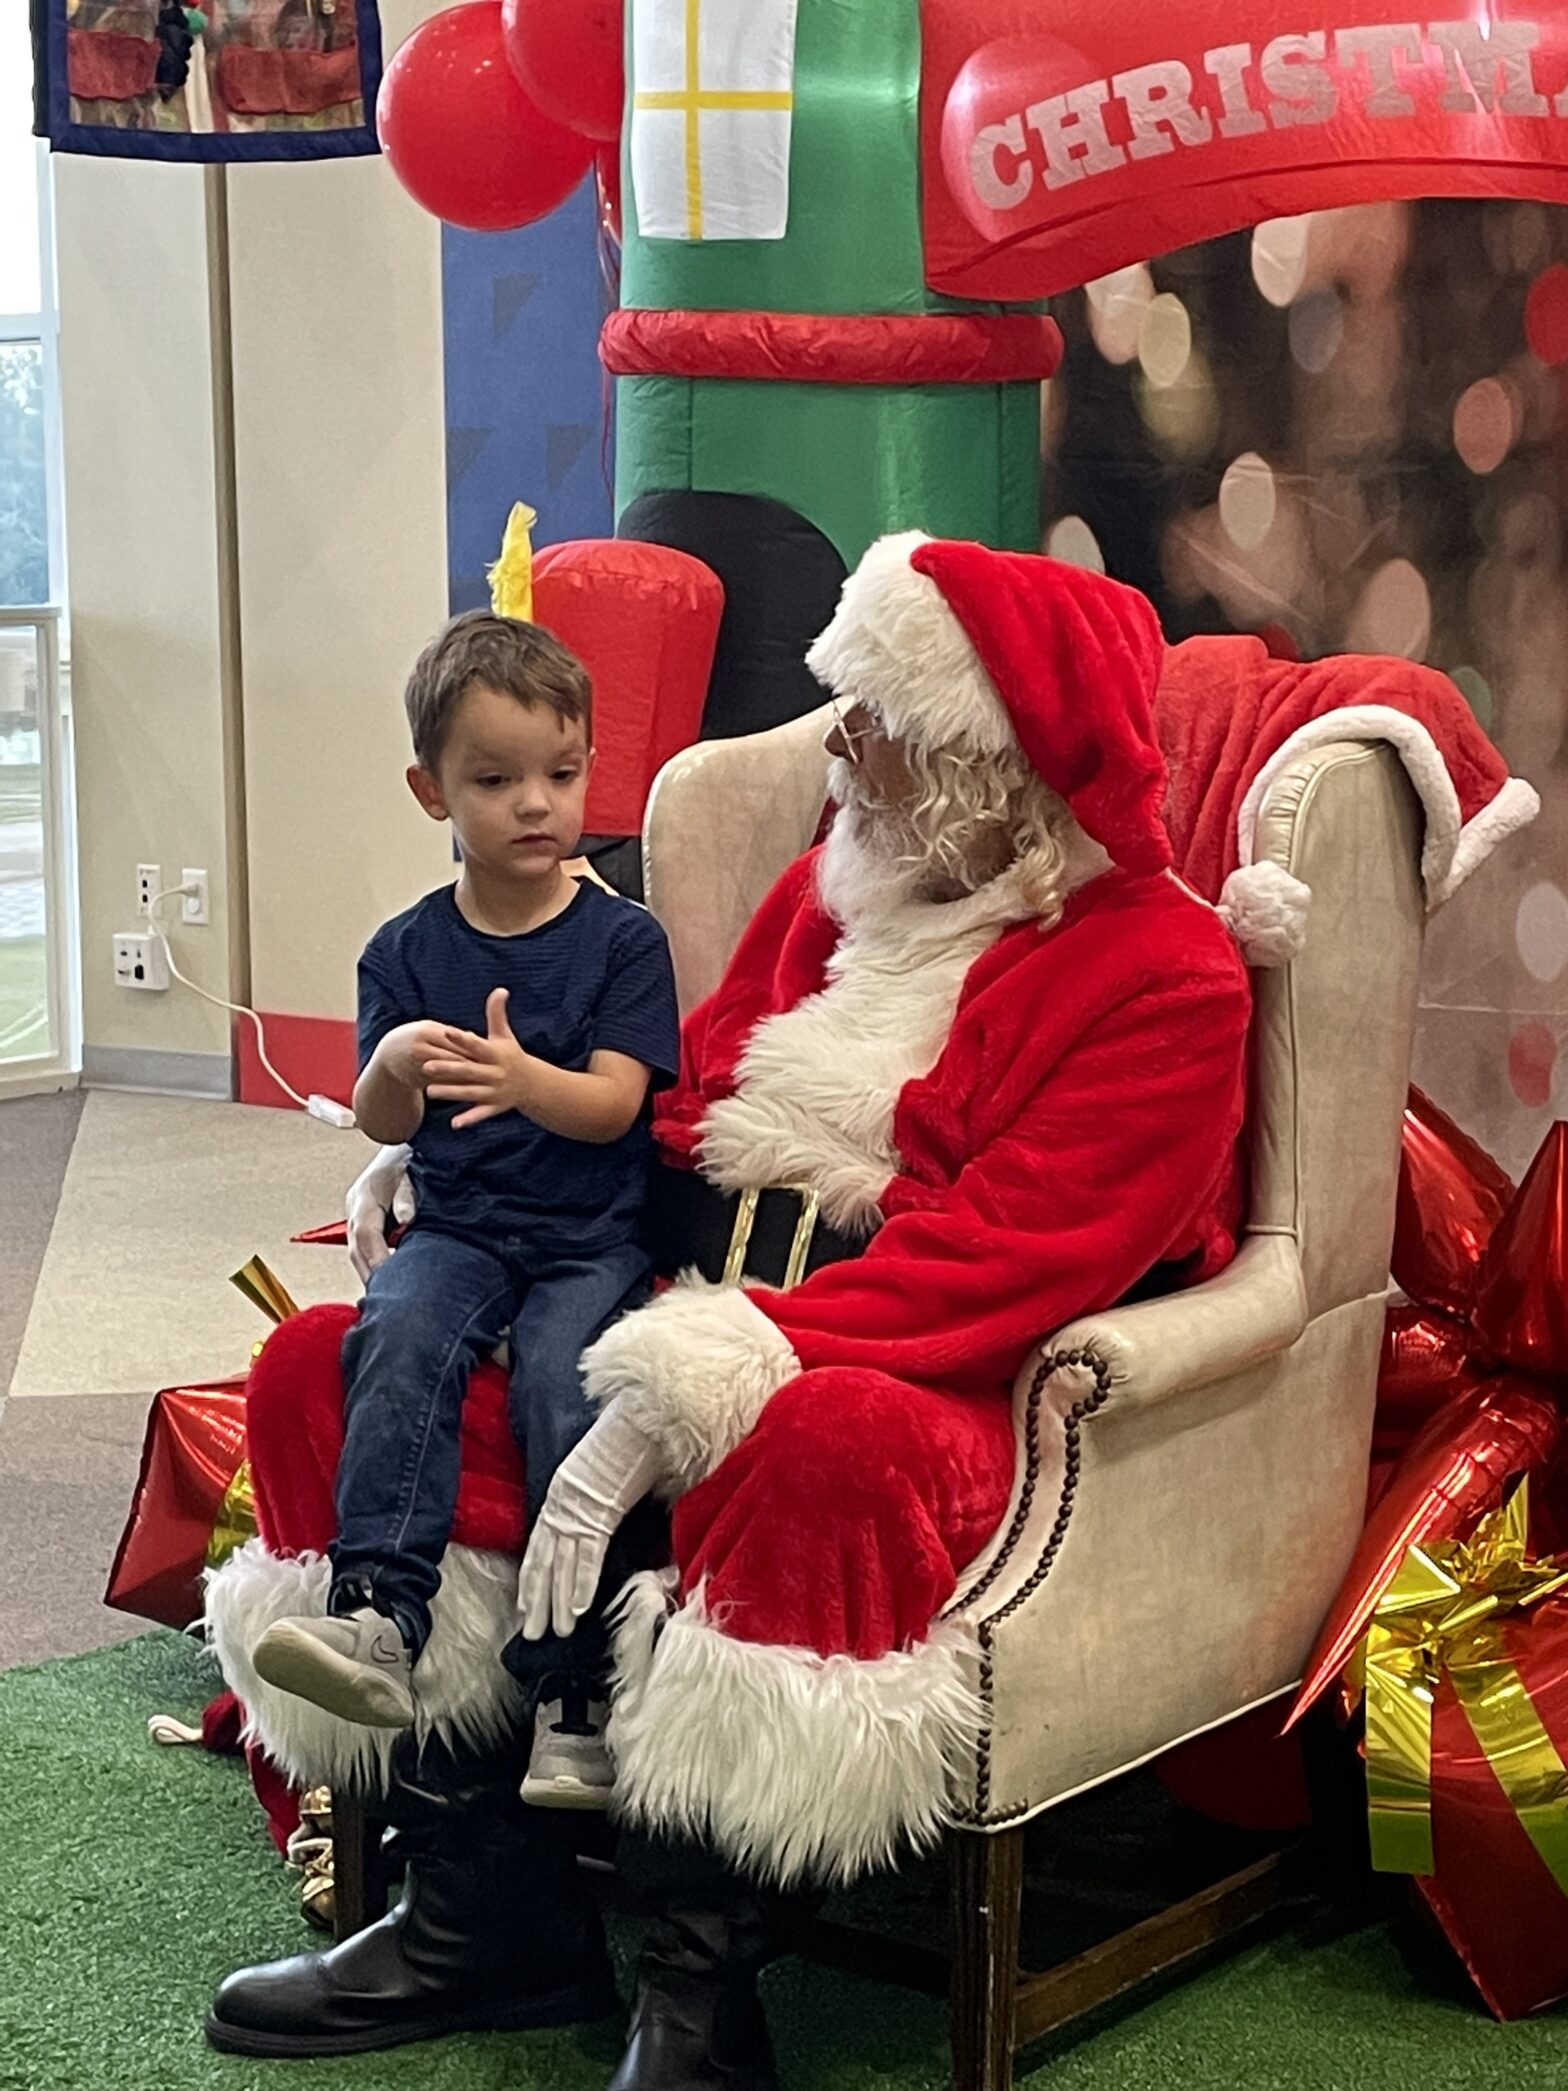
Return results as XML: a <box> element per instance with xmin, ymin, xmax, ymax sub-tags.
<box><xmin>824</xmin><ymin>759</ymin><xmax>939</xmax><ymax>880</ymax></box>
<box><xmin>825</xmin><ymin>755</ymin><xmax>863</xmax><ymax>810</ymax></box>
<box><xmin>826</xmin><ymin>759</ymin><xmax>913</xmax><ymax>841</ymax></box>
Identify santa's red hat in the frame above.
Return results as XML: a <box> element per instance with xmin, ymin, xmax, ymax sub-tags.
<box><xmin>807</xmin><ymin>531</ymin><xmax>1173</xmax><ymax>876</ymax></box>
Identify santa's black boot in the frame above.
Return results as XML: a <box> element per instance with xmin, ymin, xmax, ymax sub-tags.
<box><xmin>609</xmin><ymin>1833</ymin><xmax>781</xmax><ymax>2091</ymax></box>
<box><xmin>205</xmin><ymin>1726</ymin><xmax>619</xmax><ymax>2058</ymax></box>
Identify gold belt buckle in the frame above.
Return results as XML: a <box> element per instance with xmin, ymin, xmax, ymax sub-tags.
<box><xmin>722</xmin><ymin>1184</ymin><xmax>822</xmax><ymax>1292</ymax></box>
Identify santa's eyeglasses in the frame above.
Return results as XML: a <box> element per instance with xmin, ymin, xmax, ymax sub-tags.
<box><xmin>829</xmin><ymin>697</ymin><xmax>870</xmax><ymax>766</ymax></box>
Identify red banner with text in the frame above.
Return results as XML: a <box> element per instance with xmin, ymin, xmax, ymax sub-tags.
<box><xmin>922</xmin><ymin>2</ymin><xmax>1568</xmax><ymax>298</ymax></box>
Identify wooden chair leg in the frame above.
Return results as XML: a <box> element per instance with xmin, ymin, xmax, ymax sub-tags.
<box><xmin>332</xmin><ymin>1793</ymin><xmax>390</xmax><ymax>1942</ymax></box>
<box><xmin>948</xmin><ymin>1826</ymin><xmax>1025</xmax><ymax>2091</ymax></box>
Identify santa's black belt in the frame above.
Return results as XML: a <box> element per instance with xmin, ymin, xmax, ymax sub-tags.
<box><xmin>647</xmin><ymin>1164</ymin><xmax>864</xmax><ymax>1290</ymax></box>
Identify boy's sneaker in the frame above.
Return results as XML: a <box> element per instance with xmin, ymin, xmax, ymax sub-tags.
<box><xmin>252</xmin><ymin>1608</ymin><xmax>415</xmax><ymax>1730</ymax></box>
<box><xmin>520</xmin><ymin>1692</ymin><xmax>614</xmax><ymax>1811</ymax></box>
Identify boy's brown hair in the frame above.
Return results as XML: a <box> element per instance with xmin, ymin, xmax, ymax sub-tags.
<box><xmin>405</xmin><ymin>610</ymin><xmax>593</xmax><ymax>769</ymax></box>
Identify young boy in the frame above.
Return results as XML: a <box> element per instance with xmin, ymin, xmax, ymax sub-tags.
<box><xmin>252</xmin><ymin>611</ymin><xmax>679</xmax><ymax>1808</ymax></box>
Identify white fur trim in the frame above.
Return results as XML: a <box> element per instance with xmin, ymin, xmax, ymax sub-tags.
<box><xmin>582</xmin><ymin>1280</ymin><xmax>801</xmax><ymax>1492</ymax></box>
<box><xmin>805</xmin><ymin>530</ymin><xmax>1016</xmax><ymax>759</ymax></box>
<box><xmin>608</xmin><ymin>1571</ymin><xmax>984</xmax><ymax>1889</ymax></box>
<box><xmin>1438</xmin><ymin>775</ymin><xmax>1540</xmax><ymax>903</ymax></box>
<box><xmin>204</xmin><ymin>1539</ymin><xmax>523</xmax><ymax>1794</ymax></box>
<box><xmin>1235</xmin><ymin>705</ymin><xmax>1462</xmax><ymax>901</ymax></box>
<box><xmin>698</xmin><ymin>823</ymin><xmax>1040</xmax><ymax>1233</ymax></box>
<box><xmin>1217</xmin><ymin>861</ymin><xmax>1313</xmax><ymax>967</ymax></box>
<box><xmin>1237</xmin><ymin>705</ymin><xmax>1538</xmax><ymax>912</ymax></box>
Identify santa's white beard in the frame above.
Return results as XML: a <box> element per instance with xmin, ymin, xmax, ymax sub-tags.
<box><xmin>821</xmin><ymin>758</ymin><xmax>1008</xmax><ymax>926</ymax></box>
<box><xmin>819</xmin><ymin>764</ymin><xmax>932</xmax><ymax>926</ymax></box>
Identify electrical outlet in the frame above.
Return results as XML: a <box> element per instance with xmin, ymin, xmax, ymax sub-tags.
<box><xmin>136</xmin><ymin>863</ymin><xmax>161</xmax><ymax>917</ymax></box>
<box><xmin>181</xmin><ymin>868</ymin><xmax>210</xmax><ymax>926</ymax></box>
<box><xmin>112</xmin><ymin>931</ymin><xmax>170</xmax><ymax>992</ymax></box>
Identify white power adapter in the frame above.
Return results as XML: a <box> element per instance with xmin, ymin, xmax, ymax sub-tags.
<box><xmin>112</xmin><ymin>930</ymin><xmax>170</xmax><ymax>991</ymax></box>
<box><xmin>307</xmin><ymin>1094</ymin><xmax>357</xmax><ymax>1129</ymax></box>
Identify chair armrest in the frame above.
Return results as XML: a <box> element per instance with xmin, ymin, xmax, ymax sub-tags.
<box><xmin>1024</xmin><ymin>1233</ymin><xmax>1308</xmax><ymax>1416</ymax></box>
<box><xmin>945</xmin><ymin>1236</ymin><xmax>1310</xmax><ymax>1623</ymax></box>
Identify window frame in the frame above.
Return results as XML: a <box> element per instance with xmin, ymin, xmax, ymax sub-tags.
<box><xmin>0</xmin><ymin>141</ymin><xmax>76</xmax><ymax>1091</ymax></box>
<box><xmin>0</xmin><ymin>141</ymin><xmax>67</xmax><ymax>618</ymax></box>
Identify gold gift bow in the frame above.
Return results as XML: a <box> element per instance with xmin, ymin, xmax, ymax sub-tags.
<box><xmin>205</xmin><ymin>1257</ymin><xmax>300</xmax><ymax>1570</ymax></box>
<box><xmin>230</xmin><ymin>1255</ymin><xmax>301</xmax><ymax>1327</ymax></box>
<box><xmin>206</xmin><ymin>1460</ymin><xmax>257</xmax><ymax>1570</ymax></box>
<box><xmin>1360</xmin><ymin>1479</ymin><xmax>1568</xmax><ymax>1885</ymax></box>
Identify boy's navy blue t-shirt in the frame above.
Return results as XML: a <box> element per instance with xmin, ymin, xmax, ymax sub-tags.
<box><xmin>357</xmin><ymin>880</ymin><xmax>680</xmax><ymax>1258</ymax></box>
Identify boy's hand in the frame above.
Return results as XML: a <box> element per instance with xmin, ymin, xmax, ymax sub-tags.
<box><xmin>376</xmin><ymin>1020</ymin><xmax>455</xmax><ymax>1093</ymax></box>
<box><xmin>423</xmin><ymin>989</ymin><xmax>533</xmax><ymax>1129</ymax></box>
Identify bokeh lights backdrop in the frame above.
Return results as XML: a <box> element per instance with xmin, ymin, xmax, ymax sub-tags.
<box><xmin>1042</xmin><ymin>198</ymin><xmax>1568</xmax><ymax>1175</ymax></box>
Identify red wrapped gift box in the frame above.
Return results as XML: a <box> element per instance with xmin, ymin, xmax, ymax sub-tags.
<box><xmin>105</xmin><ymin>1380</ymin><xmax>252</xmax><ymax>1631</ymax></box>
<box><xmin>1421</xmin><ymin>1594</ymin><xmax>1568</xmax><ymax>2019</ymax></box>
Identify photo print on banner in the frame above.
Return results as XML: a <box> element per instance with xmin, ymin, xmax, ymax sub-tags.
<box><xmin>31</xmin><ymin>0</ymin><xmax>384</xmax><ymax>161</ymax></box>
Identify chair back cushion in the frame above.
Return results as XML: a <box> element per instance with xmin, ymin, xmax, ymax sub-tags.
<box><xmin>1247</xmin><ymin>741</ymin><xmax>1423</xmax><ymax>1316</ymax></box>
<box><xmin>643</xmin><ymin>703</ymin><xmax>833</xmax><ymax>1014</ymax></box>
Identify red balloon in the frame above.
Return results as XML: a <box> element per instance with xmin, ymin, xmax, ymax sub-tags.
<box><xmin>1472</xmin><ymin>1120</ymin><xmax>1568</xmax><ymax>1379</ymax></box>
<box><xmin>596</xmin><ymin>141</ymin><xmax>621</xmax><ymax>245</ymax></box>
<box><xmin>502</xmin><ymin>0</ymin><xmax>623</xmax><ymax>143</ymax></box>
<box><xmin>378</xmin><ymin>2</ymin><xmax>595</xmax><ymax>233</ymax></box>
<box><xmin>1286</xmin><ymin>1377</ymin><xmax>1561</xmax><ymax>1729</ymax></box>
<box><xmin>1391</xmin><ymin>1088</ymin><xmax>1514</xmax><ymax>1319</ymax></box>
<box><xmin>1373</xmin><ymin>1303</ymin><xmax>1485</xmax><ymax>1465</ymax></box>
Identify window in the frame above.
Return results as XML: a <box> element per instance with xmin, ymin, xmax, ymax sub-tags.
<box><xmin>0</xmin><ymin>24</ymin><xmax>71</xmax><ymax>1081</ymax></box>
<box><xmin>1</xmin><ymin>14</ymin><xmax>63</xmax><ymax>612</ymax></box>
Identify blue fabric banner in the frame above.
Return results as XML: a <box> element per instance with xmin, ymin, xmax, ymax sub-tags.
<box><xmin>442</xmin><ymin>177</ymin><xmax>616</xmax><ymax>614</ymax></box>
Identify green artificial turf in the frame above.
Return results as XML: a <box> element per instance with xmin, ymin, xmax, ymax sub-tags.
<box><xmin>3</xmin><ymin>1631</ymin><xmax>1568</xmax><ymax>2091</ymax></box>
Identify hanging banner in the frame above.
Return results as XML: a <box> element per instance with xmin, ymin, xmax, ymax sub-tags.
<box><xmin>33</xmin><ymin>0</ymin><xmax>383</xmax><ymax>161</ymax></box>
<box><xmin>922</xmin><ymin>0</ymin><xmax>1568</xmax><ymax>299</ymax></box>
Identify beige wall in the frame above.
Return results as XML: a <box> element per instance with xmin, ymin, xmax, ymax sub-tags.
<box><xmin>229</xmin><ymin>0</ymin><xmax>452</xmax><ymax>1024</ymax></box>
<box><xmin>57</xmin><ymin>157</ymin><xmax>236</xmax><ymax>1062</ymax></box>
<box><xmin>59</xmin><ymin>0</ymin><xmax>451</xmax><ymax>1081</ymax></box>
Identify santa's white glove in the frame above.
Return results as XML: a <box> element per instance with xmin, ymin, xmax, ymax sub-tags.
<box><xmin>517</xmin><ymin>1402</ymin><xmax>663</xmax><ymax>1640</ymax></box>
<box><xmin>346</xmin><ymin>1143</ymin><xmax>416</xmax><ymax>1284</ymax></box>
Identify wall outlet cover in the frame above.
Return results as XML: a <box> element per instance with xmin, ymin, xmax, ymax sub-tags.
<box><xmin>181</xmin><ymin>868</ymin><xmax>210</xmax><ymax>926</ymax></box>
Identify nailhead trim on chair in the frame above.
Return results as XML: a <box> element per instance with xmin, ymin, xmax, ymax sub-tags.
<box><xmin>948</xmin><ymin>1346</ymin><xmax>1114</xmax><ymax>1823</ymax></box>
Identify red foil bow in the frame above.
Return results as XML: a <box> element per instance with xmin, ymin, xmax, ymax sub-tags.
<box><xmin>1292</xmin><ymin>1093</ymin><xmax>1568</xmax><ymax>1723</ymax></box>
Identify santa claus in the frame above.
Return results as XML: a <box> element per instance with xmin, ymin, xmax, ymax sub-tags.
<box><xmin>207</xmin><ymin>536</ymin><xmax>1257</xmax><ymax>2078</ymax></box>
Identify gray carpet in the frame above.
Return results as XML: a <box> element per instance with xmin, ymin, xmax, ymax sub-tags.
<box><xmin>0</xmin><ymin>1088</ymin><xmax>83</xmax><ymax>1394</ymax></box>
<box><xmin>0</xmin><ymin>1089</ymin><xmax>155</xmax><ymax>1670</ymax></box>
<box><xmin>0</xmin><ymin>1391</ymin><xmax>153</xmax><ymax>1667</ymax></box>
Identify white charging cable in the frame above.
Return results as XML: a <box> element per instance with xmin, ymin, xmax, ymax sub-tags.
<box><xmin>147</xmin><ymin>885</ymin><xmax>356</xmax><ymax>1129</ymax></box>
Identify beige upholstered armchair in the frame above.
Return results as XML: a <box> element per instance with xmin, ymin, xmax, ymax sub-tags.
<box><xmin>646</xmin><ymin>703</ymin><xmax>1423</xmax><ymax>2091</ymax></box>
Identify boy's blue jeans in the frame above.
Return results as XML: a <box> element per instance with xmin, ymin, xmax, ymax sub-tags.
<box><xmin>328</xmin><ymin>1223</ymin><xmax>655</xmax><ymax>1708</ymax></box>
